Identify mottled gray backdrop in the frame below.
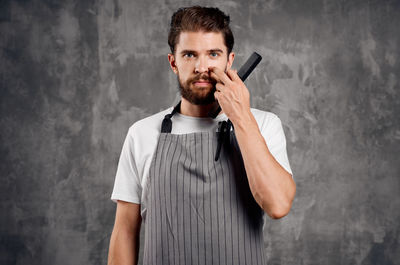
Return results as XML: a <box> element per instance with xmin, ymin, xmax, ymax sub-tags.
<box><xmin>1</xmin><ymin>0</ymin><xmax>399</xmax><ymax>264</ymax></box>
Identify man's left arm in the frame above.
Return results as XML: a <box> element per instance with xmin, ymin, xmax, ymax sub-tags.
<box><xmin>211</xmin><ymin>67</ymin><xmax>296</xmax><ymax>219</ymax></box>
<box><xmin>233</xmin><ymin>112</ymin><xmax>296</xmax><ymax>219</ymax></box>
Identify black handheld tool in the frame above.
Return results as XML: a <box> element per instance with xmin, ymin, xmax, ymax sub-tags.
<box><xmin>209</xmin><ymin>52</ymin><xmax>262</xmax><ymax>118</ymax></box>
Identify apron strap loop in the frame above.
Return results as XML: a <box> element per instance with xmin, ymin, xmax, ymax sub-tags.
<box><xmin>215</xmin><ymin>121</ymin><xmax>226</xmax><ymax>161</ymax></box>
<box><xmin>214</xmin><ymin>119</ymin><xmax>234</xmax><ymax>161</ymax></box>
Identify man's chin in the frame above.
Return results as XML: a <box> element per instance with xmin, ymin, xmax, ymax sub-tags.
<box><xmin>179</xmin><ymin>81</ymin><xmax>216</xmax><ymax>105</ymax></box>
<box><xmin>182</xmin><ymin>94</ymin><xmax>216</xmax><ymax>105</ymax></box>
<box><xmin>191</xmin><ymin>84</ymin><xmax>215</xmax><ymax>92</ymax></box>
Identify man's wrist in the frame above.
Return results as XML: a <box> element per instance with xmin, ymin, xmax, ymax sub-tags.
<box><xmin>231</xmin><ymin>110</ymin><xmax>258</xmax><ymax>132</ymax></box>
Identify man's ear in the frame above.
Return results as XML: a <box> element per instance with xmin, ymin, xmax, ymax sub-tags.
<box><xmin>226</xmin><ymin>51</ymin><xmax>235</xmax><ymax>70</ymax></box>
<box><xmin>168</xmin><ymin>53</ymin><xmax>178</xmax><ymax>74</ymax></box>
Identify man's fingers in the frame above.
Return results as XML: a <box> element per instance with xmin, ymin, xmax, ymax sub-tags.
<box><xmin>226</xmin><ymin>69</ymin><xmax>239</xmax><ymax>81</ymax></box>
<box><xmin>214</xmin><ymin>90</ymin><xmax>222</xmax><ymax>102</ymax></box>
<box><xmin>209</xmin><ymin>71</ymin><xmax>223</xmax><ymax>84</ymax></box>
<box><xmin>209</xmin><ymin>67</ymin><xmax>232</xmax><ymax>85</ymax></box>
<box><xmin>216</xmin><ymin>82</ymin><xmax>225</xmax><ymax>92</ymax></box>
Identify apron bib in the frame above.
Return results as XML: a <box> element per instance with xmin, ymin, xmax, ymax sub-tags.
<box><xmin>142</xmin><ymin>101</ymin><xmax>266</xmax><ymax>265</ymax></box>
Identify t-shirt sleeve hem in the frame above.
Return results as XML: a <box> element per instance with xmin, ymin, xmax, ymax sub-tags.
<box><xmin>282</xmin><ymin>165</ymin><xmax>293</xmax><ymax>178</ymax></box>
<box><xmin>111</xmin><ymin>193</ymin><xmax>141</xmax><ymax>204</ymax></box>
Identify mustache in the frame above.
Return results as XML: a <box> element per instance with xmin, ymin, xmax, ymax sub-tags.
<box><xmin>189</xmin><ymin>74</ymin><xmax>217</xmax><ymax>83</ymax></box>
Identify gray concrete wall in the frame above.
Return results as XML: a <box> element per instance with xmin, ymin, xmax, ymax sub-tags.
<box><xmin>1</xmin><ymin>0</ymin><xmax>399</xmax><ymax>264</ymax></box>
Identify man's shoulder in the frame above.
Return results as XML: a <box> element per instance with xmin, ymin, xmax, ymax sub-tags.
<box><xmin>128</xmin><ymin>107</ymin><xmax>173</xmax><ymax>137</ymax></box>
<box><xmin>250</xmin><ymin>107</ymin><xmax>281</xmax><ymax>128</ymax></box>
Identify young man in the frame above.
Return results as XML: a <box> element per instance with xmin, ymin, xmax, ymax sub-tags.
<box><xmin>108</xmin><ymin>6</ymin><xmax>296</xmax><ymax>265</ymax></box>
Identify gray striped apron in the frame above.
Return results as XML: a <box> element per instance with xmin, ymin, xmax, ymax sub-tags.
<box><xmin>142</xmin><ymin>101</ymin><xmax>266</xmax><ymax>265</ymax></box>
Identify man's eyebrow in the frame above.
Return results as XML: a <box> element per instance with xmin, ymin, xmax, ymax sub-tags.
<box><xmin>179</xmin><ymin>49</ymin><xmax>224</xmax><ymax>55</ymax></box>
<box><xmin>208</xmin><ymin>49</ymin><xmax>223</xmax><ymax>53</ymax></box>
<box><xmin>180</xmin><ymin>50</ymin><xmax>197</xmax><ymax>55</ymax></box>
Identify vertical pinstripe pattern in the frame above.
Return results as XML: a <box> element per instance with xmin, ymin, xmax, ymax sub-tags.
<box><xmin>142</xmin><ymin>127</ymin><xmax>267</xmax><ymax>265</ymax></box>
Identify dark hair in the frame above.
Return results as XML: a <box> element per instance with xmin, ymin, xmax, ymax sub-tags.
<box><xmin>168</xmin><ymin>6</ymin><xmax>234</xmax><ymax>55</ymax></box>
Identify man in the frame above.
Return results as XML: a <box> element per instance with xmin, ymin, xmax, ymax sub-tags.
<box><xmin>108</xmin><ymin>6</ymin><xmax>296</xmax><ymax>265</ymax></box>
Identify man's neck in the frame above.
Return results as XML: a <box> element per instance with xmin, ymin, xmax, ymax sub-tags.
<box><xmin>179</xmin><ymin>98</ymin><xmax>222</xmax><ymax>118</ymax></box>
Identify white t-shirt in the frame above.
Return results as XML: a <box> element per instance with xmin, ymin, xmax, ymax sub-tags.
<box><xmin>111</xmin><ymin>106</ymin><xmax>293</xmax><ymax>219</ymax></box>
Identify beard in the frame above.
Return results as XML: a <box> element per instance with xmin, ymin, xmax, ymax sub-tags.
<box><xmin>177</xmin><ymin>72</ymin><xmax>218</xmax><ymax>105</ymax></box>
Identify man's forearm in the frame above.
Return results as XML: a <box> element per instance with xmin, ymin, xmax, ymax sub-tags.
<box><xmin>232</xmin><ymin>111</ymin><xmax>296</xmax><ymax>219</ymax></box>
<box><xmin>108</xmin><ymin>227</ymin><xmax>140</xmax><ymax>265</ymax></box>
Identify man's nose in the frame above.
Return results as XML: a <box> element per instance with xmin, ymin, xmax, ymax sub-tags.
<box><xmin>194</xmin><ymin>56</ymin><xmax>209</xmax><ymax>73</ymax></box>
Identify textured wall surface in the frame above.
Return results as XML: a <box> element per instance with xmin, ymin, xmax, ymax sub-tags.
<box><xmin>1</xmin><ymin>0</ymin><xmax>399</xmax><ymax>264</ymax></box>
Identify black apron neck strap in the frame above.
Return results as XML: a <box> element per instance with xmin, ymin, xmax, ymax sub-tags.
<box><xmin>161</xmin><ymin>100</ymin><xmax>233</xmax><ymax>161</ymax></box>
<box><xmin>161</xmin><ymin>101</ymin><xmax>181</xmax><ymax>133</ymax></box>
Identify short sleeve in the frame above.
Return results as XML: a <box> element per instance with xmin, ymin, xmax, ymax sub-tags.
<box><xmin>260</xmin><ymin>113</ymin><xmax>293</xmax><ymax>177</ymax></box>
<box><xmin>111</xmin><ymin>127</ymin><xmax>142</xmax><ymax>204</ymax></box>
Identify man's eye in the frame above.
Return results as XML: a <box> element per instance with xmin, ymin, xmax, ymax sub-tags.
<box><xmin>184</xmin><ymin>53</ymin><xmax>194</xmax><ymax>58</ymax></box>
<box><xmin>210</xmin><ymin>52</ymin><xmax>219</xmax><ymax>57</ymax></box>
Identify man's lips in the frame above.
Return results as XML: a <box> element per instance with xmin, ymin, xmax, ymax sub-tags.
<box><xmin>193</xmin><ymin>80</ymin><xmax>212</xmax><ymax>86</ymax></box>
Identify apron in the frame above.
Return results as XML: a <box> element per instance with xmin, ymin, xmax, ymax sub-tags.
<box><xmin>142</xmin><ymin>101</ymin><xmax>267</xmax><ymax>265</ymax></box>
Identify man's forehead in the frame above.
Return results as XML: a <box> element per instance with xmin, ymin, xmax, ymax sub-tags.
<box><xmin>176</xmin><ymin>31</ymin><xmax>227</xmax><ymax>53</ymax></box>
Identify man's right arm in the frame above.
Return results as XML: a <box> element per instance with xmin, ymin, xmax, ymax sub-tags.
<box><xmin>107</xmin><ymin>200</ymin><xmax>142</xmax><ymax>265</ymax></box>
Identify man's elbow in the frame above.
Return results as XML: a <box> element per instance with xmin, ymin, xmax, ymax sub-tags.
<box><xmin>265</xmin><ymin>187</ymin><xmax>296</xmax><ymax>219</ymax></box>
<box><xmin>268</xmin><ymin>206</ymin><xmax>291</xmax><ymax>219</ymax></box>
